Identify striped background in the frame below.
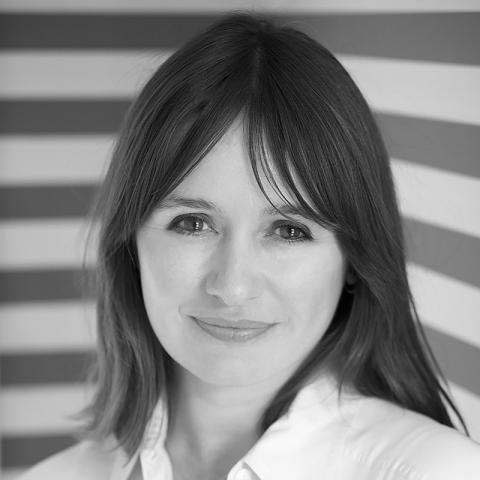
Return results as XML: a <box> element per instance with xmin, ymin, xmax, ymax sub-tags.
<box><xmin>0</xmin><ymin>1</ymin><xmax>479</xmax><ymax>477</ymax></box>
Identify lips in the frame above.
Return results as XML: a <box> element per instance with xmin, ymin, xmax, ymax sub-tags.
<box><xmin>192</xmin><ymin>316</ymin><xmax>275</xmax><ymax>343</ymax></box>
<box><xmin>194</xmin><ymin>317</ymin><xmax>270</xmax><ymax>329</ymax></box>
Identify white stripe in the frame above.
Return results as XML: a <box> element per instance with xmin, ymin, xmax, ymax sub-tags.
<box><xmin>408</xmin><ymin>263</ymin><xmax>480</xmax><ymax>349</ymax></box>
<box><xmin>0</xmin><ymin>301</ymin><xmax>96</xmax><ymax>353</ymax></box>
<box><xmin>0</xmin><ymin>385</ymin><xmax>477</xmax><ymax>441</ymax></box>
<box><xmin>0</xmin><ymin>51</ymin><xmax>166</xmax><ymax>99</ymax></box>
<box><xmin>0</xmin><ymin>384</ymin><xmax>93</xmax><ymax>435</ymax></box>
<box><xmin>392</xmin><ymin>158</ymin><xmax>480</xmax><ymax>239</ymax></box>
<box><xmin>339</xmin><ymin>55</ymin><xmax>480</xmax><ymax>126</ymax></box>
<box><xmin>1</xmin><ymin>470</ymin><xmax>25</xmax><ymax>480</ymax></box>
<box><xmin>0</xmin><ymin>0</ymin><xmax>478</xmax><ymax>13</ymax></box>
<box><xmin>0</xmin><ymin>219</ymin><xmax>97</xmax><ymax>269</ymax></box>
<box><xmin>0</xmin><ymin>383</ymin><xmax>477</xmax><ymax>439</ymax></box>
<box><xmin>0</xmin><ymin>383</ymin><xmax>475</xmax><ymax>442</ymax></box>
<box><xmin>2</xmin><ymin>52</ymin><xmax>479</xmax><ymax>127</ymax></box>
<box><xmin>448</xmin><ymin>381</ymin><xmax>480</xmax><ymax>443</ymax></box>
<box><xmin>0</xmin><ymin>135</ymin><xmax>112</xmax><ymax>185</ymax></box>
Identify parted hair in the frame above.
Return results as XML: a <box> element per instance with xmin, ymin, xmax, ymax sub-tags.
<box><xmin>81</xmin><ymin>12</ymin><xmax>466</xmax><ymax>457</ymax></box>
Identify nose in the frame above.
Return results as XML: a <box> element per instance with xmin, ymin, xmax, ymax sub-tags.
<box><xmin>205</xmin><ymin>234</ymin><xmax>264</xmax><ymax>306</ymax></box>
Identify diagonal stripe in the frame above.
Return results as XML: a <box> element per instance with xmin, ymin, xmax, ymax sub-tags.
<box><xmin>0</xmin><ymin>331</ymin><xmax>478</xmax><ymax>403</ymax></box>
<box><xmin>0</xmin><ymin>219</ymin><xmax>96</xmax><ymax>269</ymax></box>
<box><xmin>1</xmin><ymin>177</ymin><xmax>480</xmax><ymax>272</ymax></box>
<box><xmin>2</xmin><ymin>384</ymin><xmax>472</xmax><ymax>444</ymax></box>
<box><xmin>448</xmin><ymin>381</ymin><xmax>480</xmax><ymax>442</ymax></box>
<box><xmin>1</xmin><ymin>117</ymin><xmax>478</xmax><ymax>185</ymax></box>
<box><xmin>0</xmin><ymin>384</ymin><xmax>93</xmax><ymax>435</ymax></box>
<box><xmin>393</xmin><ymin>159</ymin><xmax>480</xmax><ymax>239</ymax></box>
<box><xmin>0</xmin><ymin>100</ymin><xmax>128</xmax><ymax>133</ymax></box>
<box><xmin>20</xmin><ymin>158</ymin><xmax>480</xmax><ymax>225</ymax></box>
<box><xmin>1</xmin><ymin>268</ymin><xmax>477</xmax><ymax>355</ymax></box>
<box><xmin>2</xmin><ymin>53</ymin><xmax>480</xmax><ymax>128</ymax></box>
<box><xmin>0</xmin><ymin>135</ymin><xmax>113</xmax><ymax>186</ymax></box>
<box><xmin>378</xmin><ymin>114</ymin><xmax>480</xmax><ymax>180</ymax></box>
<box><xmin>424</xmin><ymin>326</ymin><xmax>480</xmax><ymax>397</ymax></box>
<box><xmin>404</xmin><ymin>219</ymin><xmax>480</xmax><ymax>288</ymax></box>
<box><xmin>0</xmin><ymin>0</ymin><xmax>479</xmax><ymax>13</ymax></box>
<box><xmin>0</xmin><ymin>13</ymin><xmax>479</xmax><ymax>65</ymax></box>
<box><xmin>0</xmin><ymin>221</ymin><xmax>478</xmax><ymax>303</ymax></box>
<box><xmin>0</xmin><ymin>185</ymin><xmax>97</xmax><ymax>219</ymax></box>
<box><xmin>0</xmin><ymin>13</ymin><xmax>217</xmax><ymax>50</ymax></box>
<box><xmin>0</xmin><ymin>50</ymin><xmax>166</xmax><ymax>99</ymax></box>
<box><xmin>408</xmin><ymin>263</ymin><xmax>480</xmax><ymax>349</ymax></box>
<box><xmin>1</xmin><ymin>434</ymin><xmax>76</xmax><ymax>469</ymax></box>
<box><xmin>0</xmin><ymin>269</ymin><xmax>93</xmax><ymax>303</ymax></box>
<box><xmin>1</xmin><ymin>469</ymin><xmax>25</xmax><ymax>480</ymax></box>
<box><xmin>0</xmin><ymin>301</ymin><xmax>96</xmax><ymax>353</ymax></box>
<box><xmin>339</xmin><ymin>55</ymin><xmax>480</xmax><ymax>125</ymax></box>
<box><xmin>0</xmin><ymin>351</ymin><xmax>94</xmax><ymax>385</ymax></box>
<box><xmin>1</xmin><ymin>0</ymin><xmax>480</xmax><ymax>14</ymax></box>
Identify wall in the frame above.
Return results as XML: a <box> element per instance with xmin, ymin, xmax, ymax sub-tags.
<box><xmin>0</xmin><ymin>0</ymin><xmax>479</xmax><ymax>477</ymax></box>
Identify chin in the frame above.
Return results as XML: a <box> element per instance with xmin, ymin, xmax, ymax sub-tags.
<box><xmin>186</xmin><ymin>357</ymin><xmax>274</xmax><ymax>387</ymax></box>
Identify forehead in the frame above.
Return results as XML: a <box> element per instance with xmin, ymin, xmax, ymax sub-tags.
<box><xmin>161</xmin><ymin>122</ymin><xmax>311</xmax><ymax>217</ymax></box>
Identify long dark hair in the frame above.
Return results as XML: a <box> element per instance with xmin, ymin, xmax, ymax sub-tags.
<box><xmin>81</xmin><ymin>12</ymin><xmax>466</xmax><ymax>457</ymax></box>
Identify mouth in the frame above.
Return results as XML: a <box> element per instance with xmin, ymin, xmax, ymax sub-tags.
<box><xmin>192</xmin><ymin>317</ymin><xmax>275</xmax><ymax>343</ymax></box>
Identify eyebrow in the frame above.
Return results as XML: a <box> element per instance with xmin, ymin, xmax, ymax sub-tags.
<box><xmin>156</xmin><ymin>195</ymin><xmax>311</xmax><ymax>219</ymax></box>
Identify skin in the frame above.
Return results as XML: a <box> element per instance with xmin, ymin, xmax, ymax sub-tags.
<box><xmin>136</xmin><ymin>120</ymin><xmax>346</xmax><ymax>479</ymax></box>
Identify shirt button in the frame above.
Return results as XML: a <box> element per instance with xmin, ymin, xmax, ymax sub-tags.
<box><xmin>235</xmin><ymin>466</ymin><xmax>255</xmax><ymax>480</ymax></box>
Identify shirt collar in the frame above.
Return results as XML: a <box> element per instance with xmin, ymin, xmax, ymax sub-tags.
<box><xmin>120</xmin><ymin>374</ymin><xmax>350</xmax><ymax>480</ymax></box>
<box><xmin>242</xmin><ymin>375</ymin><xmax>345</xmax><ymax>480</ymax></box>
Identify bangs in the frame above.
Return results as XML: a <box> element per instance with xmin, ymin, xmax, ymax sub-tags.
<box><xmin>120</xmin><ymin>13</ymin><xmax>363</xmax><ymax>243</ymax></box>
<box><xmin>244</xmin><ymin>101</ymin><xmax>343</xmax><ymax>234</ymax></box>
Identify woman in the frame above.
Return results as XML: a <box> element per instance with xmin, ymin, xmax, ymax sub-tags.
<box><xmin>22</xmin><ymin>12</ymin><xmax>480</xmax><ymax>480</ymax></box>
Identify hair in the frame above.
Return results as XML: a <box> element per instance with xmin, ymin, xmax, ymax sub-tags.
<box><xmin>81</xmin><ymin>12</ymin><xmax>466</xmax><ymax>457</ymax></box>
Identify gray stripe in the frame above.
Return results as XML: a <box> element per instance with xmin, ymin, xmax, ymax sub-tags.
<box><xmin>378</xmin><ymin>113</ymin><xmax>480</xmax><ymax>179</ymax></box>
<box><xmin>0</xmin><ymin>100</ymin><xmax>129</xmax><ymax>134</ymax></box>
<box><xmin>424</xmin><ymin>325</ymin><xmax>480</xmax><ymax>396</ymax></box>
<box><xmin>0</xmin><ymin>269</ymin><xmax>93</xmax><ymax>303</ymax></box>
<box><xmin>1</xmin><ymin>435</ymin><xmax>76</xmax><ymax>468</ymax></box>
<box><xmin>1</xmin><ymin>101</ymin><xmax>479</xmax><ymax>181</ymax></box>
<box><xmin>0</xmin><ymin>13</ymin><xmax>478</xmax><ymax>65</ymax></box>
<box><xmin>0</xmin><ymin>185</ymin><xmax>97</xmax><ymax>219</ymax></box>
<box><xmin>404</xmin><ymin>218</ymin><xmax>480</xmax><ymax>288</ymax></box>
<box><xmin>0</xmin><ymin>13</ymin><xmax>217</xmax><ymax>49</ymax></box>
<box><xmin>1</xmin><ymin>331</ymin><xmax>478</xmax><ymax>394</ymax></box>
<box><xmin>0</xmin><ymin>351</ymin><xmax>93</xmax><ymax>386</ymax></box>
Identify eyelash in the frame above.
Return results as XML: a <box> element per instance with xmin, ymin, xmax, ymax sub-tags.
<box><xmin>168</xmin><ymin>214</ymin><xmax>312</xmax><ymax>245</ymax></box>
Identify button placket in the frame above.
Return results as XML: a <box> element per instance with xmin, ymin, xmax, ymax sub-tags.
<box><xmin>230</xmin><ymin>462</ymin><xmax>260</xmax><ymax>480</ymax></box>
<box><xmin>235</xmin><ymin>467</ymin><xmax>253</xmax><ymax>480</ymax></box>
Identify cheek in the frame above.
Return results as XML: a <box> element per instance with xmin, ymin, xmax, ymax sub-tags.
<box><xmin>136</xmin><ymin>232</ymin><xmax>208</xmax><ymax>358</ymax></box>
<box><xmin>137</xmin><ymin>232</ymin><xmax>205</xmax><ymax>301</ymax></box>
<box><xmin>277</xmin><ymin>245</ymin><xmax>345</xmax><ymax>331</ymax></box>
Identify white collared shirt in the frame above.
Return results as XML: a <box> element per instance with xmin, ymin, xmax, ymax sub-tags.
<box><xmin>20</xmin><ymin>376</ymin><xmax>480</xmax><ymax>480</ymax></box>
<box><xmin>111</xmin><ymin>376</ymin><xmax>480</xmax><ymax>480</ymax></box>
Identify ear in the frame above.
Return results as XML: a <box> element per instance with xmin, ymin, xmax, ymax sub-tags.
<box><xmin>344</xmin><ymin>268</ymin><xmax>357</xmax><ymax>294</ymax></box>
<box><xmin>345</xmin><ymin>267</ymin><xmax>356</xmax><ymax>286</ymax></box>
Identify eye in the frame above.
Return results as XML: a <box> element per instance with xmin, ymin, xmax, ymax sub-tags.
<box><xmin>169</xmin><ymin>214</ymin><xmax>214</xmax><ymax>236</ymax></box>
<box><xmin>273</xmin><ymin>223</ymin><xmax>311</xmax><ymax>244</ymax></box>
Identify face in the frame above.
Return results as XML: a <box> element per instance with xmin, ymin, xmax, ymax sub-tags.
<box><xmin>136</xmin><ymin>121</ymin><xmax>346</xmax><ymax>387</ymax></box>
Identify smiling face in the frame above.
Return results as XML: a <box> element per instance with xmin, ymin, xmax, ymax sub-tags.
<box><xmin>136</xmin><ymin>121</ymin><xmax>346</xmax><ymax>387</ymax></box>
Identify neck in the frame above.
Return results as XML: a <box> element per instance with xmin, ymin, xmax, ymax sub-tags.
<box><xmin>165</xmin><ymin>365</ymin><xmax>287</xmax><ymax>479</ymax></box>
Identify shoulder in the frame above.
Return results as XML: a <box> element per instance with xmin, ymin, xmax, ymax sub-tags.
<box><xmin>18</xmin><ymin>437</ymin><xmax>119</xmax><ymax>480</ymax></box>
<box><xmin>340</xmin><ymin>396</ymin><xmax>480</xmax><ymax>479</ymax></box>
